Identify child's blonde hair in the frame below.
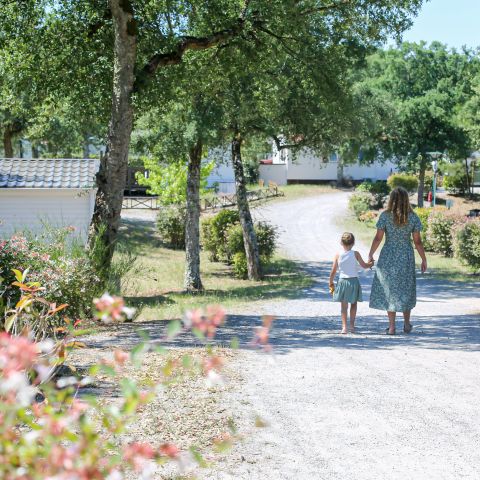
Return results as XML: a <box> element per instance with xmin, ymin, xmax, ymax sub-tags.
<box><xmin>341</xmin><ymin>232</ymin><xmax>355</xmax><ymax>247</ymax></box>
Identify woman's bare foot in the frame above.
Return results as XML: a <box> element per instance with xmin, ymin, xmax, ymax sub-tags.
<box><xmin>404</xmin><ymin>322</ymin><xmax>413</xmax><ymax>333</ymax></box>
<box><xmin>350</xmin><ymin>326</ymin><xmax>356</xmax><ymax>334</ymax></box>
<box><xmin>340</xmin><ymin>328</ymin><xmax>348</xmax><ymax>335</ymax></box>
<box><xmin>385</xmin><ymin>327</ymin><xmax>396</xmax><ymax>335</ymax></box>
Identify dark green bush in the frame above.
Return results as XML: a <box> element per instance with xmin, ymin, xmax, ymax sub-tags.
<box><xmin>426</xmin><ymin>212</ymin><xmax>455</xmax><ymax>256</ymax></box>
<box><xmin>157</xmin><ymin>205</ymin><xmax>186</xmax><ymax>249</ymax></box>
<box><xmin>201</xmin><ymin>210</ymin><xmax>240</xmax><ymax>262</ymax></box>
<box><xmin>226</xmin><ymin>221</ymin><xmax>277</xmax><ymax>263</ymax></box>
<box><xmin>454</xmin><ymin>220</ymin><xmax>480</xmax><ymax>271</ymax></box>
<box><xmin>356</xmin><ymin>181</ymin><xmax>390</xmax><ymax>208</ymax></box>
<box><xmin>387</xmin><ymin>173</ymin><xmax>419</xmax><ymax>193</ymax></box>
<box><xmin>348</xmin><ymin>192</ymin><xmax>373</xmax><ymax>219</ymax></box>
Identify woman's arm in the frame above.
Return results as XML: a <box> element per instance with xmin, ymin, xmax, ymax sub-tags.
<box><xmin>368</xmin><ymin>229</ymin><xmax>385</xmax><ymax>263</ymax></box>
<box><xmin>412</xmin><ymin>231</ymin><xmax>428</xmax><ymax>273</ymax></box>
<box><xmin>329</xmin><ymin>255</ymin><xmax>339</xmax><ymax>287</ymax></box>
<box><xmin>355</xmin><ymin>251</ymin><xmax>374</xmax><ymax>269</ymax></box>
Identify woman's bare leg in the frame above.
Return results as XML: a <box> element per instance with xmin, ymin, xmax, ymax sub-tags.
<box><xmin>387</xmin><ymin>311</ymin><xmax>396</xmax><ymax>334</ymax></box>
<box><xmin>341</xmin><ymin>302</ymin><xmax>348</xmax><ymax>334</ymax></box>
<box><xmin>403</xmin><ymin>310</ymin><xmax>412</xmax><ymax>332</ymax></box>
<box><xmin>350</xmin><ymin>302</ymin><xmax>357</xmax><ymax>333</ymax></box>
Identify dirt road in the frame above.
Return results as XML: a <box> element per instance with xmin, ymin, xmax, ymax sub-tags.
<box><xmin>210</xmin><ymin>192</ymin><xmax>480</xmax><ymax>480</ymax></box>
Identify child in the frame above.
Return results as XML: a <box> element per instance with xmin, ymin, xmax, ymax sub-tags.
<box><xmin>329</xmin><ymin>232</ymin><xmax>373</xmax><ymax>334</ymax></box>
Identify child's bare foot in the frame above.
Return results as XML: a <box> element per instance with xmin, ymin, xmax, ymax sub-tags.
<box><xmin>350</xmin><ymin>327</ymin><xmax>356</xmax><ymax>334</ymax></box>
<box><xmin>340</xmin><ymin>328</ymin><xmax>348</xmax><ymax>335</ymax></box>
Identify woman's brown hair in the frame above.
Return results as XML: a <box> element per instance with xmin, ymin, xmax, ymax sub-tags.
<box><xmin>386</xmin><ymin>187</ymin><xmax>413</xmax><ymax>226</ymax></box>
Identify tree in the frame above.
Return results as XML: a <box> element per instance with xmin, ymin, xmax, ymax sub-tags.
<box><xmin>353</xmin><ymin>42</ymin><xmax>479</xmax><ymax>206</ymax></box>
<box><xmin>18</xmin><ymin>0</ymin><xmax>424</xmax><ymax>276</ymax></box>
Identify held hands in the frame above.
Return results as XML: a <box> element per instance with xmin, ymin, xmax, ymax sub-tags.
<box><xmin>367</xmin><ymin>256</ymin><xmax>375</xmax><ymax>268</ymax></box>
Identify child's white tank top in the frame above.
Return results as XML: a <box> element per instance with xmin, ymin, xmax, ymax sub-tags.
<box><xmin>338</xmin><ymin>250</ymin><xmax>358</xmax><ymax>278</ymax></box>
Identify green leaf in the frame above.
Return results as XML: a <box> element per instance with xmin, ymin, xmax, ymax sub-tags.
<box><xmin>4</xmin><ymin>314</ymin><xmax>16</xmax><ymax>333</ymax></box>
<box><xmin>12</xmin><ymin>268</ymin><xmax>23</xmax><ymax>283</ymax></box>
<box><xmin>167</xmin><ymin>319</ymin><xmax>182</xmax><ymax>338</ymax></box>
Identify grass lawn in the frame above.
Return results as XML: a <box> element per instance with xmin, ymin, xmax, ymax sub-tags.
<box><xmin>338</xmin><ymin>212</ymin><xmax>476</xmax><ymax>283</ymax></box>
<box><xmin>116</xmin><ymin>216</ymin><xmax>312</xmax><ymax>321</ymax></box>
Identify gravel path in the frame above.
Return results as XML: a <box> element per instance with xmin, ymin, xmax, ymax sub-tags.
<box><xmin>208</xmin><ymin>191</ymin><xmax>480</xmax><ymax>480</ymax></box>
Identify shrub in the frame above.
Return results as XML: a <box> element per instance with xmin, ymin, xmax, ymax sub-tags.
<box><xmin>356</xmin><ymin>181</ymin><xmax>390</xmax><ymax>208</ymax></box>
<box><xmin>157</xmin><ymin>204</ymin><xmax>186</xmax><ymax>249</ymax></box>
<box><xmin>226</xmin><ymin>222</ymin><xmax>278</xmax><ymax>264</ymax></box>
<box><xmin>0</xmin><ymin>230</ymin><xmax>100</xmax><ymax>321</ymax></box>
<box><xmin>426</xmin><ymin>212</ymin><xmax>455</xmax><ymax>256</ymax></box>
<box><xmin>443</xmin><ymin>162</ymin><xmax>469</xmax><ymax>195</ymax></box>
<box><xmin>454</xmin><ymin>220</ymin><xmax>480</xmax><ymax>271</ymax></box>
<box><xmin>0</xmin><ymin>280</ymin><xmax>238</xmax><ymax>479</ymax></box>
<box><xmin>201</xmin><ymin>210</ymin><xmax>240</xmax><ymax>262</ymax></box>
<box><xmin>358</xmin><ymin>210</ymin><xmax>378</xmax><ymax>224</ymax></box>
<box><xmin>254</xmin><ymin>221</ymin><xmax>278</xmax><ymax>261</ymax></box>
<box><xmin>232</xmin><ymin>252</ymin><xmax>248</xmax><ymax>279</ymax></box>
<box><xmin>387</xmin><ymin>173</ymin><xmax>419</xmax><ymax>193</ymax></box>
<box><xmin>348</xmin><ymin>192</ymin><xmax>373</xmax><ymax>219</ymax></box>
<box><xmin>414</xmin><ymin>207</ymin><xmax>432</xmax><ymax>250</ymax></box>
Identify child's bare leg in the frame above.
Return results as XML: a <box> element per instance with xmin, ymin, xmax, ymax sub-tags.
<box><xmin>350</xmin><ymin>302</ymin><xmax>357</xmax><ymax>332</ymax></box>
<box><xmin>341</xmin><ymin>302</ymin><xmax>348</xmax><ymax>334</ymax></box>
<box><xmin>387</xmin><ymin>311</ymin><xmax>396</xmax><ymax>334</ymax></box>
<box><xmin>403</xmin><ymin>310</ymin><xmax>412</xmax><ymax>332</ymax></box>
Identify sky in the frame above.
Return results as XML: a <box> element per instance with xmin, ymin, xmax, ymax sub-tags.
<box><xmin>400</xmin><ymin>0</ymin><xmax>480</xmax><ymax>49</ymax></box>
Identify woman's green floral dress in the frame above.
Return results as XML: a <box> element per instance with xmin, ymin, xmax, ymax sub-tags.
<box><xmin>369</xmin><ymin>211</ymin><xmax>422</xmax><ymax>312</ymax></box>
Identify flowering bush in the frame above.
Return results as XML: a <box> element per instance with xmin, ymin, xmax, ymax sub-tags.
<box><xmin>358</xmin><ymin>210</ymin><xmax>378</xmax><ymax>224</ymax></box>
<box><xmin>0</xmin><ymin>229</ymin><xmax>100</xmax><ymax>320</ymax></box>
<box><xmin>0</xmin><ymin>278</ymin><xmax>260</xmax><ymax>480</ymax></box>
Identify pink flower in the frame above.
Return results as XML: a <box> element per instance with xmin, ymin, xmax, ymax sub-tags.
<box><xmin>113</xmin><ymin>349</ymin><xmax>129</xmax><ymax>366</ymax></box>
<box><xmin>94</xmin><ymin>294</ymin><xmax>135</xmax><ymax>323</ymax></box>
<box><xmin>123</xmin><ymin>442</ymin><xmax>155</xmax><ymax>471</ymax></box>
<box><xmin>159</xmin><ymin>443</ymin><xmax>179</xmax><ymax>459</ymax></box>
<box><xmin>0</xmin><ymin>333</ymin><xmax>39</xmax><ymax>375</ymax></box>
<box><xmin>184</xmin><ymin>305</ymin><xmax>226</xmax><ymax>338</ymax></box>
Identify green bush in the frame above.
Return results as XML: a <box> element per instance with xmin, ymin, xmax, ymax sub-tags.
<box><xmin>232</xmin><ymin>252</ymin><xmax>248</xmax><ymax>279</ymax></box>
<box><xmin>426</xmin><ymin>212</ymin><xmax>455</xmax><ymax>256</ymax></box>
<box><xmin>348</xmin><ymin>192</ymin><xmax>373</xmax><ymax>219</ymax></box>
<box><xmin>226</xmin><ymin>221</ymin><xmax>278</xmax><ymax>263</ymax></box>
<box><xmin>454</xmin><ymin>220</ymin><xmax>480</xmax><ymax>271</ymax></box>
<box><xmin>414</xmin><ymin>207</ymin><xmax>432</xmax><ymax>250</ymax></box>
<box><xmin>356</xmin><ymin>181</ymin><xmax>390</xmax><ymax>208</ymax></box>
<box><xmin>443</xmin><ymin>162</ymin><xmax>469</xmax><ymax>195</ymax></box>
<box><xmin>201</xmin><ymin>210</ymin><xmax>240</xmax><ymax>262</ymax></box>
<box><xmin>157</xmin><ymin>204</ymin><xmax>186</xmax><ymax>249</ymax></box>
<box><xmin>387</xmin><ymin>173</ymin><xmax>419</xmax><ymax>193</ymax></box>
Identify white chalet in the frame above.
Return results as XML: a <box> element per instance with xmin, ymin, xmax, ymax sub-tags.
<box><xmin>0</xmin><ymin>158</ymin><xmax>99</xmax><ymax>242</ymax></box>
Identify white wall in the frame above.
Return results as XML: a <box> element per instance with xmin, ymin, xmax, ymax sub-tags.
<box><xmin>205</xmin><ymin>147</ymin><xmax>236</xmax><ymax>193</ymax></box>
<box><xmin>259</xmin><ymin>164</ymin><xmax>288</xmax><ymax>185</ymax></box>
<box><xmin>0</xmin><ymin>189</ymin><xmax>95</xmax><ymax>242</ymax></box>
<box><xmin>285</xmin><ymin>149</ymin><xmax>397</xmax><ymax>182</ymax></box>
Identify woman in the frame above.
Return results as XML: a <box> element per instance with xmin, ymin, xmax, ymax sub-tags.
<box><xmin>368</xmin><ymin>187</ymin><xmax>427</xmax><ymax>335</ymax></box>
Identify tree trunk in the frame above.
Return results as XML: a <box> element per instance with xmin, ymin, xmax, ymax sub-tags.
<box><xmin>232</xmin><ymin>132</ymin><xmax>262</xmax><ymax>280</ymax></box>
<box><xmin>336</xmin><ymin>154</ymin><xmax>344</xmax><ymax>186</ymax></box>
<box><xmin>184</xmin><ymin>139</ymin><xmax>203</xmax><ymax>291</ymax></box>
<box><xmin>417</xmin><ymin>158</ymin><xmax>426</xmax><ymax>208</ymax></box>
<box><xmin>88</xmin><ymin>0</ymin><xmax>137</xmax><ymax>279</ymax></box>
<box><xmin>3</xmin><ymin>128</ymin><xmax>14</xmax><ymax>158</ymax></box>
